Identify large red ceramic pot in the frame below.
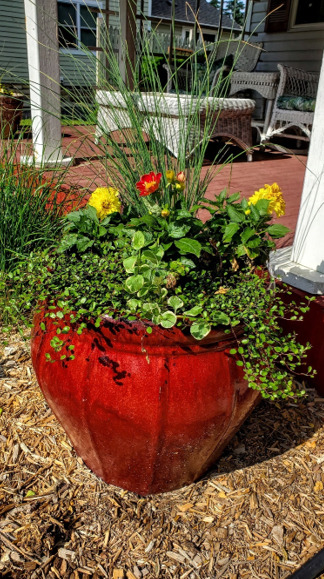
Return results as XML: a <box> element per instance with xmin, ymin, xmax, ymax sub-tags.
<box><xmin>31</xmin><ymin>309</ymin><xmax>260</xmax><ymax>495</ymax></box>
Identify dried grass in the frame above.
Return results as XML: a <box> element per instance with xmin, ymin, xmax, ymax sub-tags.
<box><xmin>1</xmin><ymin>333</ymin><xmax>324</xmax><ymax>579</ymax></box>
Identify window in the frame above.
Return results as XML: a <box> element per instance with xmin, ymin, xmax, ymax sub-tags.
<box><xmin>58</xmin><ymin>0</ymin><xmax>100</xmax><ymax>50</ymax></box>
<box><xmin>202</xmin><ymin>33</ymin><xmax>216</xmax><ymax>43</ymax></box>
<box><xmin>266</xmin><ymin>0</ymin><xmax>324</xmax><ymax>32</ymax></box>
<box><xmin>291</xmin><ymin>0</ymin><xmax>324</xmax><ymax>27</ymax></box>
<box><xmin>294</xmin><ymin>0</ymin><xmax>324</xmax><ymax>25</ymax></box>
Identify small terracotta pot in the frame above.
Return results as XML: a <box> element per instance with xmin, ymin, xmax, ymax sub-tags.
<box><xmin>0</xmin><ymin>94</ymin><xmax>23</xmax><ymax>138</ymax></box>
<box><xmin>31</xmin><ymin>310</ymin><xmax>260</xmax><ymax>495</ymax></box>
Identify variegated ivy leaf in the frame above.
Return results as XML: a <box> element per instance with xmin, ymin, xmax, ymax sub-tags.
<box><xmin>127</xmin><ymin>299</ymin><xmax>140</xmax><ymax>312</ymax></box>
<box><xmin>159</xmin><ymin>311</ymin><xmax>177</xmax><ymax>329</ymax></box>
<box><xmin>142</xmin><ymin>249</ymin><xmax>161</xmax><ymax>265</ymax></box>
<box><xmin>125</xmin><ymin>274</ymin><xmax>144</xmax><ymax>293</ymax></box>
<box><xmin>123</xmin><ymin>255</ymin><xmax>137</xmax><ymax>273</ymax></box>
<box><xmin>160</xmin><ymin>288</ymin><xmax>168</xmax><ymax>300</ymax></box>
<box><xmin>212</xmin><ymin>312</ymin><xmax>231</xmax><ymax>325</ymax></box>
<box><xmin>139</xmin><ymin>264</ymin><xmax>153</xmax><ymax>280</ymax></box>
<box><xmin>132</xmin><ymin>231</ymin><xmax>145</xmax><ymax>250</ymax></box>
<box><xmin>137</xmin><ymin>285</ymin><xmax>150</xmax><ymax>297</ymax></box>
<box><xmin>142</xmin><ymin>302</ymin><xmax>161</xmax><ymax>316</ymax></box>
<box><xmin>190</xmin><ymin>321</ymin><xmax>211</xmax><ymax>340</ymax></box>
<box><xmin>168</xmin><ymin>296</ymin><xmax>184</xmax><ymax>311</ymax></box>
<box><xmin>183</xmin><ymin>305</ymin><xmax>203</xmax><ymax>317</ymax></box>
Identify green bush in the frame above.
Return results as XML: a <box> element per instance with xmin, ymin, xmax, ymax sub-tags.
<box><xmin>0</xmin><ymin>136</ymin><xmax>78</xmax><ymax>272</ymax></box>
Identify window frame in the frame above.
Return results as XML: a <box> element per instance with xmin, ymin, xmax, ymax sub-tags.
<box><xmin>58</xmin><ymin>0</ymin><xmax>104</xmax><ymax>53</ymax></box>
<box><xmin>289</xmin><ymin>0</ymin><xmax>324</xmax><ymax>30</ymax></box>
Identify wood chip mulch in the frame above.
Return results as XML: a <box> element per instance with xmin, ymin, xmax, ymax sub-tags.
<box><xmin>1</xmin><ymin>333</ymin><xmax>324</xmax><ymax>579</ymax></box>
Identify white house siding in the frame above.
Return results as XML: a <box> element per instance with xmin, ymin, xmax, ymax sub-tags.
<box><xmin>249</xmin><ymin>0</ymin><xmax>324</xmax><ymax>74</ymax></box>
<box><xmin>109</xmin><ymin>0</ymin><xmax>150</xmax><ymax>28</ymax></box>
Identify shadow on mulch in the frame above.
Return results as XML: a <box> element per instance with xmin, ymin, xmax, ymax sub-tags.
<box><xmin>208</xmin><ymin>389</ymin><xmax>324</xmax><ymax>480</ymax></box>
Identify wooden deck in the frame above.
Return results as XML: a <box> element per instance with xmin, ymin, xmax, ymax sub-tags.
<box><xmin>43</xmin><ymin>126</ymin><xmax>309</xmax><ymax>247</ymax></box>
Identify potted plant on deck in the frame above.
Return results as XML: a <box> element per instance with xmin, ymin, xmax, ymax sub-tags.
<box><xmin>0</xmin><ymin>83</ymin><xmax>23</xmax><ymax>138</ymax></box>
<box><xmin>6</xmin><ymin>29</ymin><xmax>312</xmax><ymax>495</ymax></box>
<box><xmin>29</xmin><ymin>174</ymin><xmax>313</xmax><ymax>495</ymax></box>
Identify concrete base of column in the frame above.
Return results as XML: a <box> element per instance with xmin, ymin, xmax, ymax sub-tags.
<box><xmin>269</xmin><ymin>246</ymin><xmax>324</xmax><ymax>295</ymax></box>
<box><xmin>20</xmin><ymin>155</ymin><xmax>73</xmax><ymax>168</ymax></box>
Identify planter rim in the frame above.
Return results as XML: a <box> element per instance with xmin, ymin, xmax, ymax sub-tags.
<box><xmin>33</xmin><ymin>306</ymin><xmax>244</xmax><ymax>355</ymax></box>
<box><xmin>85</xmin><ymin>314</ymin><xmax>243</xmax><ymax>354</ymax></box>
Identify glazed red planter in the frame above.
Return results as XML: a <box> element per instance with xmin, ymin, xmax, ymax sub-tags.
<box><xmin>31</xmin><ymin>311</ymin><xmax>260</xmax><ymax>495</ymax></box>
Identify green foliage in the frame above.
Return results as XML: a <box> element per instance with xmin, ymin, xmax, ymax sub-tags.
<box><xmin>0</xmin><ymin>135</ymin><xmax>78</xmax><ymax>272</ymax></box>
<box><xmin>0</xmin><ymin>15</ymin><xmax>314</xmax><ymax>402</ymax></box>
<box><xmin>203</xmin><ymin>190</ymin><xmax>289</xmax><ymax>269</ymax></box>
<box><xmin>210</xmin><ymin>0</ymin><xmax>245</xmax><ymax>26</ymax></box>
<box><xmin>224</xmin><ymin>0</ymin><xmax>245</xmax><ymax>26</ymax></box>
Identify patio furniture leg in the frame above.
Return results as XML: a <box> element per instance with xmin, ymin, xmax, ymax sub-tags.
<box><xmin>204</xmin><ymin>97</ymin><xmax>255</xmax><ymax>161</ymax></box>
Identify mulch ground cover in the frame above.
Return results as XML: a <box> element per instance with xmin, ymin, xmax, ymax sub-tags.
<box><xmin>1</xmin><ymin>333</ymin><xmax>324</xmax><ymax>579</ymax></box>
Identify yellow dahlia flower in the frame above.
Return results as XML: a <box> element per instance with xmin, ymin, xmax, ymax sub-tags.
<box><xmin>248</xmin><ymin>183</ymin><xmax>285</xmax><ymax>217</ymax></box>
<box><xmin>88</xmin><ymin>187</ymin><xmax>121</xmax><ymax>220</ymax></box>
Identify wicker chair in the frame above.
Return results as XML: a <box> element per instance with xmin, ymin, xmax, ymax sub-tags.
<box><xmin>163</xmin><ymin>40</ymin><xmax>263</xmax><ymax>94</ymax></box>
<box><xmin>264</xmin><ymin>64</ymin><xmax>320</xmax><ymax>145</ymax></box>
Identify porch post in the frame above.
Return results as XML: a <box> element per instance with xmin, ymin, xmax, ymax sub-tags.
<box><xmin>119</xmin><ymin>0</ymin><xmax>137</xmax><ymax>89</ymax></box>
<box><xmin>270</xmin><ymin>51</ymin><xmax>324</xmax><ymax>294</ymax></box>
<box><xmin>23</xmin><ymin>0</ymin><xmax>71</xmax><ymax>166</ymax></box>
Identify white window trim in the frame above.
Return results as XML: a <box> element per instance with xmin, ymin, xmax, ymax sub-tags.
<box><xmin>58</xmin><ymin>0</ymin><xmax>104</xmax><ymax>53</ymax></box>
<box><xmin>181</xmin><ymin>27</ymin><xmax>193</xmax><ymax>43</ymax></box>
<box><xmin>289</xmin><ymin>0</ymin><xmax>324</xmax><ymax>31</ymax></box>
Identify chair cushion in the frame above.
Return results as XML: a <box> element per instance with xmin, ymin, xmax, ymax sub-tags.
<box><xmin>277</xmin><ymin>95</ymin><xmax>316</xmax><ymax>112</ymax></box>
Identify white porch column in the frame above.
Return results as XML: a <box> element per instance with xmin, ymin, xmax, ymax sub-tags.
<box><xmin>270</xmin><ymin>52</ymin><xmax>324</xmax><ymax>294</ymax></box>
<box><xmin>23</xmin><ymin>0</ymin><xmax>71</xmax><ymax>166</ymax></box>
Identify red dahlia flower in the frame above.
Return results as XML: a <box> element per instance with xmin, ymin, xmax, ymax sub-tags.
<box><xmin>136</xmin><ymin>172</ymin><xmax>162</xmax><ymax>197</ymax></box>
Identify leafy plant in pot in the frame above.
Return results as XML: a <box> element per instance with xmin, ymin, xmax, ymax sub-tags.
<box><xmin>30</xmin><ymin>174</ymin><xmax>313</xmax><ymax>495</ymax></box>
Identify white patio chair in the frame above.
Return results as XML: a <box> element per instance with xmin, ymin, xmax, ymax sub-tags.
<box><xmin>264</xmin><ymin>64</ymin><xmax>320</xmax><ymax>145</ymax></box>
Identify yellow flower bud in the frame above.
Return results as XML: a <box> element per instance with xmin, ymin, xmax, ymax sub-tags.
<box><xmin>161</xmin><ymin>209</ymin><xmax>170</xmax><ymax>218</ymax></box>
<box><xmin>166</xmin><ymin>170</ymin><xmax>175</xmax><ymax>182</ymax></box>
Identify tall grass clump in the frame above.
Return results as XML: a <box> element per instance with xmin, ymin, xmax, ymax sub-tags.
<box><xmin>0</xmin><ymin>132</ymin><xmax>75</xmax><ymax>272</ymax></box>
<box><xmin>53</xmin><ymin>1</ymin><xmax>246</xmax><ymax>212</ymax></box>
